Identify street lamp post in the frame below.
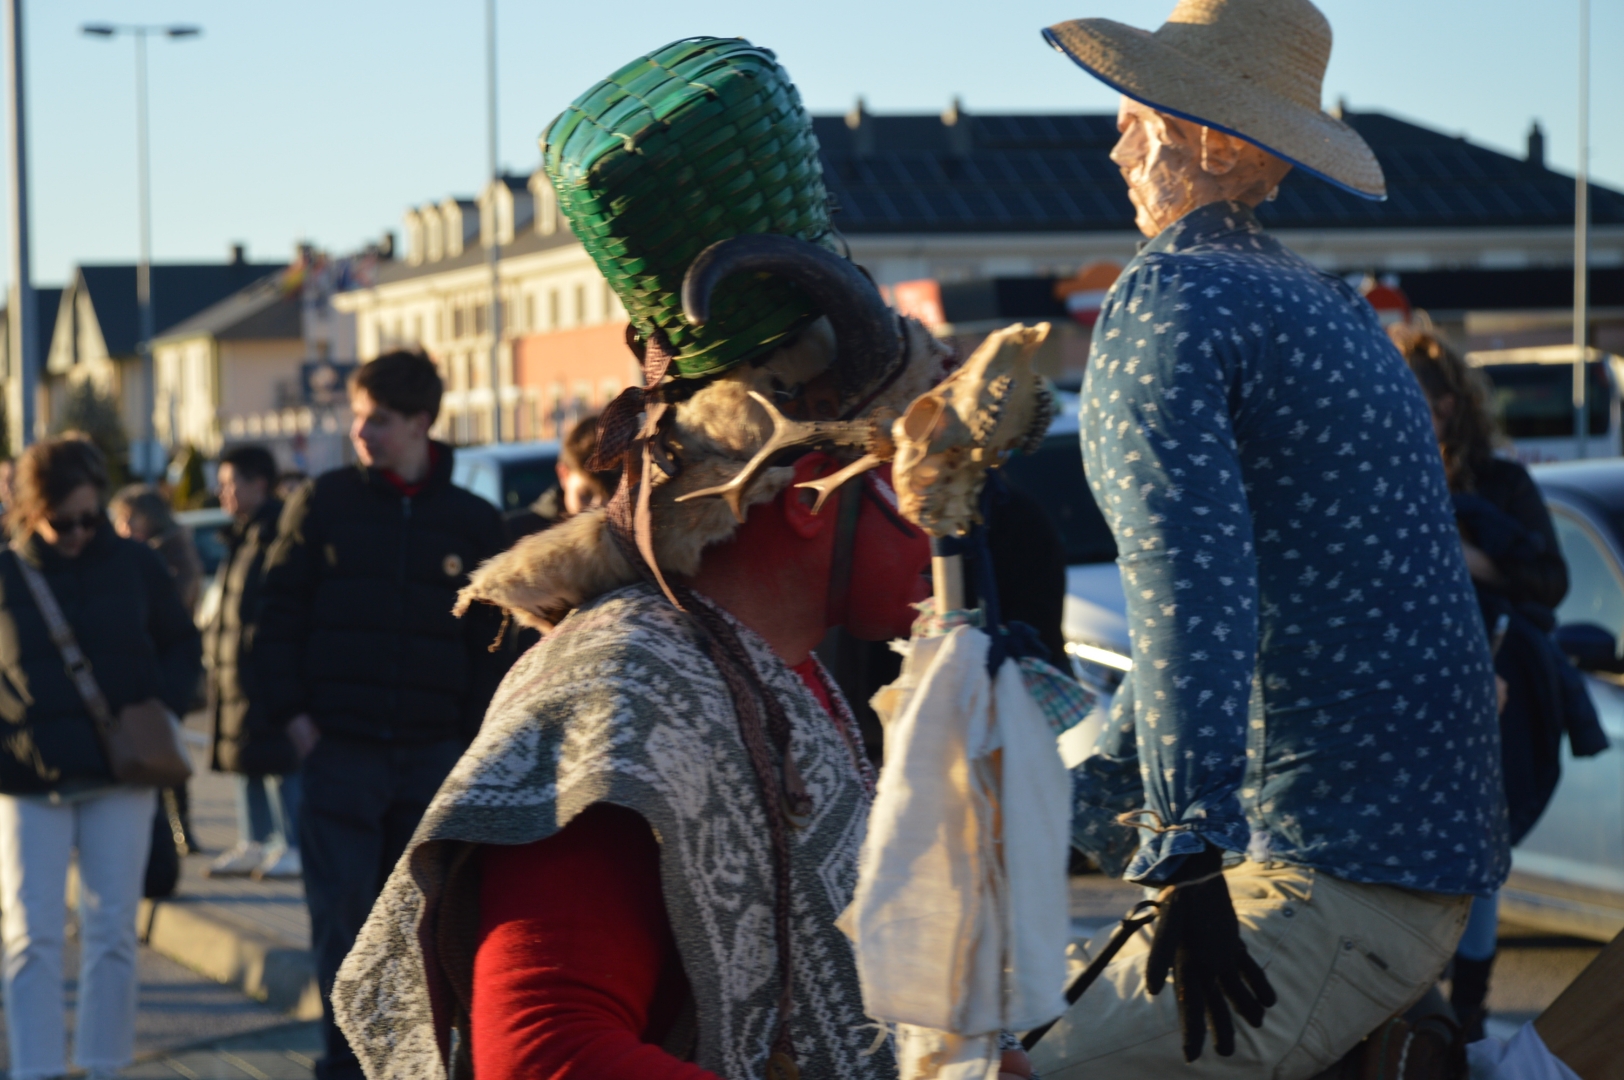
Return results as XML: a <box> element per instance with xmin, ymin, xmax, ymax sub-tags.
<box><xmin>81</xmin><ymin>21</ymin><xmax>199</xmax><ymax>481</ymax></box>
<box><xmin>484</xmin><ymin>0</ymin><xmax>504</xmax><ymax>443</ymax></box>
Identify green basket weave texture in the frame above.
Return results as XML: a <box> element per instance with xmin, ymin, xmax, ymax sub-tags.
<box><xmin>541</xmin><ymin>38</ymin><xmax>832</xmax><ymax>380</ymax></box>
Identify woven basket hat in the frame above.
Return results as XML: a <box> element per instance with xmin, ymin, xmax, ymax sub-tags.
<box><xmin>1044</xmin><ymin>0</ymin><xmax>1385</xmax><ymax>200</ymax></box>
<box><xmin>542</xmin><ymin>38</ymin><xmax>834</xmax><ymax>380</ymax></box>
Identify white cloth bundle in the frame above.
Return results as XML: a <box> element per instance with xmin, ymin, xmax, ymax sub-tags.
<box><xmin>838</xmin><ymin>625</ymin><xmax>1072</xmax><ymax>1080</ymax></box>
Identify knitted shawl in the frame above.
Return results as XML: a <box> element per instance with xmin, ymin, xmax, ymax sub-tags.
<box><xmin>332</xmin><ymin>583</ymin><xmax>897</xmax><ymax>1080</ymax></box>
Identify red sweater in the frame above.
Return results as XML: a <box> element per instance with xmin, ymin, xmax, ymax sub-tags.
<box><xmin>471</xmin><ymin>659</ymin><xmax>835</xmax><ymax>1080</ymax></box>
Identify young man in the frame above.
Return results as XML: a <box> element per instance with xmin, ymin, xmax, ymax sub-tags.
<box><xmin>1029</xmin><ymin>1</ymin><xmax>1509</xmax><ymax>1076</ymax></box>
<box><xmin>255</xmin><ymin>351</ymin><xmax>509</xmax><ymax>1080</ymax></box>
<box><xmin>331</xmin><ymin>38</ymin><xmax>1032</xmax><ymax>1080</ymax></box>
<box><xmin>204</xmin><ymin>445</ymin><xmax>303</xmax><ymax>881</ymax></box>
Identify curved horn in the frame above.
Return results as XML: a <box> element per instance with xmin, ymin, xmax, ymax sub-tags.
<box><xmin>681</xmin><ymin>234</ymin><xmax>903</xmax><ymax>415</ymax></box>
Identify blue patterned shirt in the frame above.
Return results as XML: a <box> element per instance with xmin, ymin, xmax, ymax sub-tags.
<box><xmin>1071</xmin><ymin>201</ymin><xmax>1509</xmax><ymax>895</ymax></box>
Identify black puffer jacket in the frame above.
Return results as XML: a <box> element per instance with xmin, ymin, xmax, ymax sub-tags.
<box><xmin>206</xmin><ymin>497</ymin><xmax>291</xmax><ymax>775</ymax></box>
<box><xmin>254</xmin><ymin>444</ymin><xmax>510</xmax><ymax>743</ymax></box>
<box><xmin>0</xmin><ymin>523</ymin><xmax>202</xmax><ymax>794</ymax></box>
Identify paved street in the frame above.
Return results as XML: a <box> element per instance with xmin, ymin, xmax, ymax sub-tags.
<box><xmin>0</xmin><ymin>933</ymin><xmax>312</xmax><ymax>1079</ymax></box>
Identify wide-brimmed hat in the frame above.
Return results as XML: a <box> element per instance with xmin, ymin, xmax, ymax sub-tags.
<box><xmin>1044</xmin><ymin>0</ymin><xmax>1385</xmax><ymax>200</ymax></box>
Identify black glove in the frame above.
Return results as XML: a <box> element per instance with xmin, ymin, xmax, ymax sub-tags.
<box><xmin>1143</xmin><ymin>844</ymin><xmax>1277</xmax><ymax>1062</ymax></box>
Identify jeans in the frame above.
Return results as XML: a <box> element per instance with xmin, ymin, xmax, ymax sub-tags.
<box><xmin>0</xmin><ymin>786</ymin><xmax>156</xmax><ymax>1080</ymax></box>
<box><xmin>234</xmin><ymin>773</ymin><xmax>303</xmax><ymax>849</ymax></box>
<box><xmin>301</xmin><ymin>735</ymin><xmax>463</xmax><ymax>1080</ymax></box>
<box><xmin>1457</xmin><ymin>891</ymin><xmax>1500</xmax><ymax>961</ymax></box>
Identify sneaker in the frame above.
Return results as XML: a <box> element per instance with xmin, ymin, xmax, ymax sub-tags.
<box><xmin>252</xmin><ymin>844</ymin><xmax>302</xmax><ymax>881</ymax></box>
<box><xmin>204</xmin><ymin>840</ymin><xmax>265</xmax><ymax>878</ymax></box>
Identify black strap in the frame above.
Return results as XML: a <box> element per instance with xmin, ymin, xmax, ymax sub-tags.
<box><xmin>1021</xmin><ymin>900</ymin><xmax>1162</xmax><ymax>1051</ymax></box>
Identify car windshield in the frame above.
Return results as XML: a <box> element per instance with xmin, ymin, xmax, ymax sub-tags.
<box><xmin>1002</xmin><ymin>434</ymin><xmax>1116</xmax><ymax>565</ymax></box>
<box><xmin>1477</xmin><ymin>361</ymin><xmax>1609</xmax><ymax>438</ymax></box>
<box><xmin>501</xmin><ymin>458</ymin><xmax>560</xmax><ymax>511</ymax></box>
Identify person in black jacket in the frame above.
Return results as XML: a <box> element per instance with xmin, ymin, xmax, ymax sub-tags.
<box><xmin>1393</xmin><ymin>325</ymin><xmax>1607</xmax><ymax>1040</ymax></box>
<box><xmin>255</xmin><ymin>350</ymin><xmax>509</xmax><ymax>1080</ymax></box>
<box><xmin>0</xmin><ymin>436</ymin><xmax>201</xmax><ymax>1080</ymax></box>
<box><xmin>204</xmin><ymin>445</ymin><xmax>301</xmax><ymax>881</ymax></box>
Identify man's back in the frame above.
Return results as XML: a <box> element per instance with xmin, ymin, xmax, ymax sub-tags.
<box><xmin>256</xmin><ymin>444</ymin><xmax>509</xmax><ymax>744</ymax></box>
<box><xmin>1080</xmin><ymin>201</ymin><xmax>1508</xmax><ymax>893</ymax></box>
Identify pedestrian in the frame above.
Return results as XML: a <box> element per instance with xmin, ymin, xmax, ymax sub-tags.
<box><xmin>0</xmin><ymin>436</ymin><xmax>202</xmax><ymax>1080</ymax></box>
<box><xmin>1034</xmin><ymin>1</ymin><xmax>1508</xmax><ymax>1075</ymax></box>
<box><xmin>1391</xmin><ymin>324</ymin><xmax>1608</xmax><ymax>1040</ymax></box>
<box><xmin>203</xmin><ymin>445</ymin><xmax>303</xmax><ymax>881</ymax></box>
<box><xmin>505</xmin><ymin>413</ymin><xmax>618</xmax><ymax>541</ymax></box>
<box><xmin>110</xmin><ymin>484</ymin><xmax>204</xmax><ymax>614</ymax></box>
<box><xmin>109</xmin><ymin>483</ymin><xmax>206</xmax><ymax>856</ymax></box>
<box><xmin>329</xmin><ymin>38</ymin><xmax>1034</xmax><ymax>1080</ymax></box>
<box><xmin>254</xmin><ymin>349</ymin><xmax>510</xmax><ymax>1080</ymax></box>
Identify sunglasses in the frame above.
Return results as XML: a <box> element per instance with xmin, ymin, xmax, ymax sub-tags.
<box><xmin>46</xmin><ymin>512</ymin><xmax>100</xmax><ymax>536</ymax></box>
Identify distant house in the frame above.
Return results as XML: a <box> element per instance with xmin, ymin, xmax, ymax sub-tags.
<box><xmin>335</xmin><ymin>106</ymin><xmax>1624</xmax><ymax>443</ymax></box>
<box><xmin>0</xmin><ymin>286</ymin><xmax>63</xmax><ymax>453</ymax></box>
<box><xmin>44</xmin><ymin>247</ymin><xmax>283</xmax><ymax>448</ymax></box>
<box><xmin>151</xmin><ymin>252</ymin><xmax>359</xmax><ymax>474</ymax></box>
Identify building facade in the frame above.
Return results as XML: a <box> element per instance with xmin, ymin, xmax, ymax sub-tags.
<box><xmin>332</xmin><ymin>106</ymin><xmax>1624</xmax><ymax>443</ymax></box>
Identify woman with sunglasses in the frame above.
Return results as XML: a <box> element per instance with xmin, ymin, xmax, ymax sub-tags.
<box><xmin>0</xmin><ymin>436</ymin><xmax>201</xmax><ymax>1080</ymax></box>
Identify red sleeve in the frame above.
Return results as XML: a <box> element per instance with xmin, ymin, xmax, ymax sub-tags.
<box><xmin>473</xmin><ymin>804</ymin><xmax>721</xmax><ymax>1080</ymax></box>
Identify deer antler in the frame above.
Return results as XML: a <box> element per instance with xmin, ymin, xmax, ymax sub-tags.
<box><xmin>675</xmin><ymin>391</ymin><xmax>881</xmax><ymax>522</ymax></box>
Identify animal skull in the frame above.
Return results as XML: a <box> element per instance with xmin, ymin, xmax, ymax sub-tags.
<box><xmin>892</xmin><ymin>323</ymin><xmax>1053</xmax><ymax>538</ymax></box>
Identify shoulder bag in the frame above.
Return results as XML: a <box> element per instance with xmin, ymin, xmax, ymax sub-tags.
<box><xmin>12</xmin><ymin>551</ymin><xmax>194</xmax><ymax>787</ymax></box>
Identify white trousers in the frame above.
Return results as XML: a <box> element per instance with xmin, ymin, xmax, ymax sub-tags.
<box><xmin>0</xmin><ymin>786</ymin><xmax>155</xmax><ymax>1080</ymax></box>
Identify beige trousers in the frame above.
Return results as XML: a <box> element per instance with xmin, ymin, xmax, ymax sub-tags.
<box><xmin>1027</xmin><ymin>861</ymin><xmax>1471</xmax><ymax>1080</ymax></box>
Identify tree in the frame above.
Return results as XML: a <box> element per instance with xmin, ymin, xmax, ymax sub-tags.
<box><xmin>52</xmin><ymin>380</ymin><xmax>130</xmax><ymax>486</ymax></box>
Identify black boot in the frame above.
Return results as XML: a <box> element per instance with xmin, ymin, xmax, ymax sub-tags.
<box><xmin>1450</xmin><ymin>953</ymin><xmax>1494</xmax><ymax>1043</ymax></box>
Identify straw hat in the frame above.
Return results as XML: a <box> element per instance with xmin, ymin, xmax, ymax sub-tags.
<box><xmin>1044</xmin><ymin>0</ymin><xmax>1385</xmax><ymax>200</ymax></box>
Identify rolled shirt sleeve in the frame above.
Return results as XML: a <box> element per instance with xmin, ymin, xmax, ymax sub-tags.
<box><xmin>1081</xmin><ymin>259</ymin><xmax>1260</xmax><ymax>882</ymax></box>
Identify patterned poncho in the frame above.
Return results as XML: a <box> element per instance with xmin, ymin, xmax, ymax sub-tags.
<box><xmin>332</xmin><ymin>583</ymin><xmax>897</xmax><ymax>1080</ymax></box>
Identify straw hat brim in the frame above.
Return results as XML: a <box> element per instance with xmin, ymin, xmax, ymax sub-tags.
<box><xmin>1043</xmin><ymin>20</ymin><xmax>1385</xmax><ymax>201</ymax></box>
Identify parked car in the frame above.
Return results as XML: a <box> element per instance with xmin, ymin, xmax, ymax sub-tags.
<box><xmin>1469</xmin><ymin>346</ymin><xmax>1624</xmax><ymax>463</ymax></box>
<box><xmin>1038</xmin><ymin>403</ymin><xmax>1624</xmax><ymax>940</ymax></box>
<box><xmin>451</xmin><ymin>439</ymin><xmax>561</xmax><ymax>512</ymax></box>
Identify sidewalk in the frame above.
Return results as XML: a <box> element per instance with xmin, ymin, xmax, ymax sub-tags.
<box><xmin>124</xmin><ymin>1021</ymin><xmax>319</xmax><ymax>1080</ymax></box>
<box><xmin>137</xmin><ymin>736</ymin><xmax>317</xmax><ymax>1018</ymax></box>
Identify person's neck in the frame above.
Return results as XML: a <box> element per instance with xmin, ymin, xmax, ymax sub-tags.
<box><xmin>687</xmin><ymin>542</ymin><xmax>829</xmax><ymax>667</ymax></box>
<box><xmin>385</xmin><ymin>440</ymin><xmax>432</xmax><ymax>485</ymax></box>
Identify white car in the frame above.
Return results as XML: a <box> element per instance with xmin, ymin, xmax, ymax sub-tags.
<box><xmin>1021</xmin><ymin>412</ymin><xmax>1624</xmax><ymax>942</ymax></box>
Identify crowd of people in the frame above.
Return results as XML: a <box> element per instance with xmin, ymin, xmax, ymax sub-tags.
<box><xmin>0</xmin><ymin>2</ymin><xmax>1607</xmax><ymax>1079</ymax></box>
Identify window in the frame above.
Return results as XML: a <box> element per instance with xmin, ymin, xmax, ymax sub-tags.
<box><xmin>452</xmin><ymin>306</ymin><xmax>465</xmax><ymax>339</ymax></box>
<box><xmin>575</xmin><ymin>284</ymin><xmax>587</xmax><ymax>324</ymax></box>
<box><xmin>1480</xmin><ymin>361</ymin><xmax>1610</xmax><ymax>439</ymax></box>
<box><xmin>474</xmin><ymin>302</ymin><xmax>488</xmax><ymax>337</ymax></box>
<box><xmin>525</xmin><ymin>294</ymin><xmax>536</xmax><ymax>332</ymax></box>
<box><xmin>411</xmin><ymin>315</ymin><xmax>423</xmax><ymax>344</ymax></box>
<box><xmin>434</xmin><ymin>310</ymin><xmax>444</xmax><ymax>342</ymax></box>
<box><xmin>548</xmin><ymin>290</ymin><xmax>560</xmax><ymax>329</ymax></box>
<box><xmin>603</xmin><ymin>280</ymin><xmax>617</xmax><ymax>319</ymax></box>
<box><xmin>1553</xmin><ymin>507</ymin><xmax>1624</xmax><ymax>646</ymax></box>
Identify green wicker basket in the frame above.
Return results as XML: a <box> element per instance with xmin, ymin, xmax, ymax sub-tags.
<box><xmin>541</xmin><ymin>38</ymin><xmax>832</xmax><ymax>380</ymax></box>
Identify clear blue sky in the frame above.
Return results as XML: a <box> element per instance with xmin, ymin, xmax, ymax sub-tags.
<box><xmin>7</xmin><ymin>0</ymin><xmax>1618</xmax><ymax>287</ymax></box>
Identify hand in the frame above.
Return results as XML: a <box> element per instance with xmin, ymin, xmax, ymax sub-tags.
<box><xmin>286</xmin><ymin>713</ymin><xmax>321</xmax><ymax>761</ymax></box>
<box><xmin>998</xmin><ymin>1048</ymin><xmax>1033</xmax><ymax>1079</ymax></box>
<box><xmin>1461</xmin><ymin>541</ymin><xmax>1503</xmax><ymax>587</ymax></box>
<box><xmin>1144</xmin><ymin>844</ymin><xmax>1276</xmax><ymax>1061</ymax></box>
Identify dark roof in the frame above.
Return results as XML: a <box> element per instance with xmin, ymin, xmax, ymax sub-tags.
<box><xmin>1</xmin><ymin>286</ymin><xmax>63</xmax><ymax>354</ymax></box>
<box><xmin>153</xmin><ymin>273</ymin><xmax>301</xmax><ymax>344</ymax></box>
<box><xmin>77</xmin><ymin>261</ymin><xmax>286</xmax><ymax>356</ymax></box>
<box><xmin>813</xmin><ymin>109</ymin><xmax>1624</xmax><ymax>234</ymax></box>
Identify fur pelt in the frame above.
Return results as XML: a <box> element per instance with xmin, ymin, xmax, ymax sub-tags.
<box><xmin>457</xmin><ymin>315</ymin><xmax>952</xmax><ymax>628</ymax></box>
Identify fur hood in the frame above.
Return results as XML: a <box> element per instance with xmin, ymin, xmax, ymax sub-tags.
<box><xmin>456</xmin><ymin>315</ymin><xmax>952</xmax><ymax>629</ymax></box>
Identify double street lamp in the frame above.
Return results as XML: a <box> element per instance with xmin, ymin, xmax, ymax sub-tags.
<box><xmin>81</xmin><ymin>22</ymin><xmax>200</xmax><ymax>480</ymax></box>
